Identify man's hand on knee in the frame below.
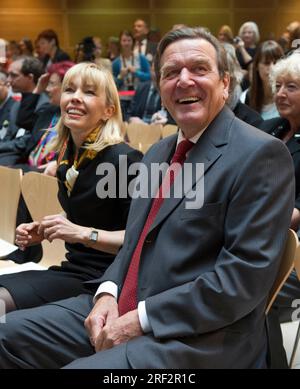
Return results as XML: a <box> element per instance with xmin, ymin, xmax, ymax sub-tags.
<box><xmin>84</xmin><ymin>294</ymin><xmax>119</xmax><ymax>347</ymax></box>
<box><xmin>95</xmin><ymin>309</ymin><xmax>143</xmax><ymax>352</ymax></box>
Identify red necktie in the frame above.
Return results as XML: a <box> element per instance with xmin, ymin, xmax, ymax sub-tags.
<box><xmin>118</xmin><ymin>139</ymin><xmax>194</xmax><ymax>315</ymax></box>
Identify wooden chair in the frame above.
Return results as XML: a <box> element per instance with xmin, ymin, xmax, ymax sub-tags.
<box><xmin>287</xmin><ymin>240</ymin><xmax>300</xmax><ymax>368</ymax></box>
<box><xmin>264</xmin><ymin>229</ymin><xmax>300</xmax><ymax>369</ymax></box>
<box><xmin>21</xmin><ymin>172</ymin><xmax>66</xmax><ymax>268</ymax></box>
<box><xmin>0</xmin><ymin>166</ymin><xmax>22</xmax><ymax>245</ymax></box>
<box><xmin>266</xmin><ymin>229</ymin><xmax>299</xmax><ymax>315</ymax></box>
<box><xmin>127</xmin><ymin>122</ymin><xmax>162</xmax><ymax>145</ymax></box>
<box><xmin>161</xmin><ymin>124</ymin><xmax>178</xmax><ymax>138</ymax></box>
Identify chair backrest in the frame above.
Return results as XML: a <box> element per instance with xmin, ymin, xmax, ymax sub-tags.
<box><xmin>127</xmin><ymin>122</ymin><xmax>162</xmax><ymax>145</ymax></box>
<box><xmin>266</xmin><ymin>229</ymin><xmax>299</xmax><ymax>314</ymax></box>
<box><xmin>21</xmin><ymin>172</ymin><xmax>66</xmax><ymax>267</ymax></box>
<box><xmin>0</xmin><ymin>166</ymin><xmax>22</xmax><ymax>244</ymax></box>
<box><xmin>162</xmin><ymin>124</ymin><xmax>178</xmax><ymax>138</ymax></box>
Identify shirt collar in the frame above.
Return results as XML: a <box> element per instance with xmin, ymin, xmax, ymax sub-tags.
<box><xmin>177</xmin><ymin>127</ymin><xmax>207</xmax><ymax>146</ymax></box>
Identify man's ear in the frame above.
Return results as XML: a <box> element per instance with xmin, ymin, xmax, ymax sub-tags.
<box><xmin>222</xmin><ymin>72</ymin><xmax>230</xmax><ymax>101</ymax></box>
<box><xmin>27</xmin><ymin>73</ymin><xmax>34</xmax><ymax>81</ymax></box>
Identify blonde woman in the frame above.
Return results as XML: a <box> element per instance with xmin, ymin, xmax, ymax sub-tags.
<box><xmin>0</xmin><ymin>62</ymin><xmax>142</xmax><ymax>312</ymax></box>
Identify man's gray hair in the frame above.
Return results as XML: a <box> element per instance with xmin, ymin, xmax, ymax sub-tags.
<box><xmin>154</xmin><ymin>26</ymin><xmax>229</xmax><ymax>86</ymax></box>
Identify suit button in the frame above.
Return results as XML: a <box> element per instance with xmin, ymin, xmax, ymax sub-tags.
<box><xmin>145</xmin><ymin>239</ymin><xmax>152</xmax><ymax>243</ymax></box>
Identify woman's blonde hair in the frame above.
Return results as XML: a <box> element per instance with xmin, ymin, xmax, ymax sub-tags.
<box><xmin>53</xmin><ymin>62</ymin><xmax>123</xmax><ymax>152</ymax></box>
<box><xmin>238</xmin><ymin>21</ymin><xmax>260</xmax><ymax>44</ymax></box>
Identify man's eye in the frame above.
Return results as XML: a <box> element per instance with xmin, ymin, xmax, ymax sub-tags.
<box><xmin>193</xmin><ymin>66</ymin><xmax>207</xmax><ymax>74</ymax></box>
<box><xmin>164</xmin><ymin>70</ymin><xmax>179</xmax><ymax>79</ymax></box>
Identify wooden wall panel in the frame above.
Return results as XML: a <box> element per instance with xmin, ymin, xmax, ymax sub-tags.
<box><xmin>0</xmin><ymin>13</ymin><xmax>64</xmax><ymax>43</ymax></box>
<box><xmin>67</xmin><ymin>0</ymin><xmax>149</xmax><ymax>9</ymax></box>
<box><xmin>153</xmin><ymin>0</ymin><xmax>230</xmax><ymax>8</ymax></box>
<box><xmin>233</xmin><ymin>0</ymin><xmax>276</xmax><ymax>8</ymax></box>
<box><xmin>155</xmin><ymin>13</ymin><xmax>231</xmax><ymax>36</ymax></box>
<box><xmin>68</xmin><ymin>13</ymin><xmax>150</xmax><ymax>47</ymax></box>
<box><xmin>0</xmin><ymin>0</ymin><xmax>61</xmax><ymax>9</ymax></box>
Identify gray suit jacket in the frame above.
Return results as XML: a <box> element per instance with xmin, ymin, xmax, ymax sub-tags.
<box><xmin>94</xmin><ymin>106</ymin><xmax>295</xmax><ymax>368</ymax></box>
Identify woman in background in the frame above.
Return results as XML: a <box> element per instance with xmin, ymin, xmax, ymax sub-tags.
<box><xmin>112</xmin><ymin>30</ymin><xmax>151</xmax><ymax>120</ymax></box>
<box><xmin>243</xmin><ymin>40</ymin><xmax>283</xmax><ymax>120</ymax></box>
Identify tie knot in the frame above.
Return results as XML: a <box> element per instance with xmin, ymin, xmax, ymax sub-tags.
<box><xmin>171</xmin><ymin>139</ymin><xmax>194</xmax><ymax>165</ymax></box>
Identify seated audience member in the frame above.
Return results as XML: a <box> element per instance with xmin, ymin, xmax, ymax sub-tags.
<box><xmin>113</xmin><ymin>30</ymin><xmax>151</xmax><ymax>120</ymax></box>
<box><xmin>18</xmin><ymin>37</ymin><xmax>34</xmax><ymax>57</ymax></box>
<box><xmin>8</xmin><ymin>57</ymin><xmax>47</xmax><ymax>123</ymax></box>
<box><xmin>128</xmin><ymin>63</ymin><xmax>175</xmax><ymax>125</ymax></box>
<box><xmin>36</xmin><ymin>29</ymin><xmax>70</xmax><ymax>71</ymax></box>
<box><xmin>0</xmin><ymin>39</ymin><xmax>9</xmax><ymax>73</ymax></box>
<box><xmin>106</xmin><ymin>36</ymin><xmax>120</xmax><ymax>62</ymax></box>
<box><xmin>0</xmin><ymin>72</ymin><xmax>20</xmax><ymax>142</ymax></box>
<box><xmin>223</xmin><ymin>43</ymin><xmax>263</xmax><ymax>128</ymax></box>
<box><xmin>75</xmin><ymin>36</ymin><xmax>112</xmax><ymax>73</ymax></box>
<box><xmin>241</xmin><ymin>40</ymin><xmax>283</xmax><ymax>120</ymax></box>
<box><xmin>236</xmin><ymin>21</ymin><xmax>260</xmax><ymax>70</ymax></box>
<box><xmin>0</xmin><ymin>62</ymin><xmax>142</xmax><ymax>314</ymax></box>
<box><xmin>132</xmin><ymin>19</ymin><xmax>158</xmax><ymax>64</ymax></box>
<box><xmin>262</xmin><ymin>51</ymin><xmax>300</xmax><ymax>230</ymax></box>
<box><xmin>93</xmin><ymin>36</ymin><xmax>112</xmax><ymax>73</ymax></box>
<box><xmin>217</xmin><ymin>25</ymin><xmax>234</xmax><ymax>44</ymax></box>
<box><xmin>74</xmin><ymin>36</ymin><xmax>95</xmax><ymax>63</ymax></box>
<box><xmin>0</xmin><ymin>27</ymin><xmax>294</xmax><ymax>369</ymax></box>
<box><xmin>13</xmin><ymin>61</ymin><xmax>75</xmax><ymax>173</ymax></box>
<box><xmin>0</xmin><ymin>57</ymin><xmax>49</xmax><ymax>166</ymax></box>
<box><xmin>286</xmin><ymin>21</ymin><xmax>300</xmax><ymax>50</ymax></box>
<box><xmin>235</xmin><ymin>21</ymin><xmax>260</xmax><ymax>90</ymax></box>
<box><xmin>0</xmin><ymin>57</ymin><xmax>47</xmax><ymax>165</ymax></box>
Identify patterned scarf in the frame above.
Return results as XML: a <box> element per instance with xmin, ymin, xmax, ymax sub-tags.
<box><xmin>57</xmin><ymin>127</ymin><xmax>99</xmax><ymax>195</ymax></box>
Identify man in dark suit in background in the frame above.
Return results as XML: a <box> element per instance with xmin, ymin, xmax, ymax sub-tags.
<box><xmin>0</xmin><ymin>72</ymin><xmax>20</xmax><ymax>142</ymax></box>
<box><xmin>0</xmin><ymin>27</ymin><xmax>295</xmax><ymax>369</ymax></box>
<box><xmin>129</xmin><ymin>63</ymin><xmax>175</xmax><ymax>125</ymax></box>
<box><xmin>133</xmin><ymin>19</ymin><xmax>157</xmax><ymax>64</ymax></box>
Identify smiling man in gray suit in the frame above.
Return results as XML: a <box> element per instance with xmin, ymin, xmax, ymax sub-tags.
<box><xmin>0</xmin><ymin>27</ymin><xmax>295</xmax><ymax>369</ymax></box>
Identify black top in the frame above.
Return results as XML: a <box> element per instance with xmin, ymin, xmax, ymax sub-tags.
<box><xmin>43</xmin><ymin>48</ymin><xmax>71</xmax><ymax>70</ymax></box>
<box><xmin>261</xmin><ymin>117</ymin><xmax>300</xmax><ymax>209</ymax></box>
<box><xmin>236</xmin><ymin>46</ymin><xmax>256</xmax><ymax>69</ymax></box>
<box><xmin>0</xmin><ymin>94</ymin><xmax>59</xmax><ymax>166</ymax></box>
<box><xmin>233</xmin><ymin>101</ymin><xmax>264</xmax><ymax>129</ymax></box>
<box><xmin>56</xmin><ymin>142</ymin><xmax>142</xmax><ymax>279</ymax></box>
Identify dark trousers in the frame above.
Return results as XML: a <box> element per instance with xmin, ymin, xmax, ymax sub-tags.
<box><xmin>0</xmin><ymin>294</ymin><xmax>130</xmax><ymax>369</ymax></box>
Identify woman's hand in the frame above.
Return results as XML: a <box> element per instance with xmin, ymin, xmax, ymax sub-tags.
<box><xmin>39</xmin><ymin>160</ymin><xmax>58</xmax><ymax>177</ymax></box>
<box><xmin>40</xmin><ymin>214</ymin><xmax>89</xmax><ymax>244</ymax></box>
<box><xmin>127</xmin><ymin>66</ymin><xmax>136</xmax><ymax>74</ymax></box>
<box><xmin>15</xmin><ymin>221</ymin><xmax>44</xmax><ymax>250</ymax></box>
<box><xmin>120</xmin><ymin>67</ymin><xmax>128</xmax><ymax>78</ymax></box>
